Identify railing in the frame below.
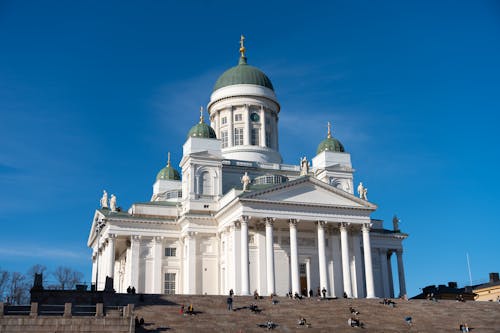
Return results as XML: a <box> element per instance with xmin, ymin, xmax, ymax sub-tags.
<box><xmin>72</xmin><ymin>304</ymin><xmax>97</xmax><ymax>316</ymax></box>
<box><xmin>3</xmin><ymin>305</ymin><xmax>30</xmax><ymax>316</ymax></box>
<box><xmin>39</xmin><ymin>304</ymin><xmax>64</xmax><ymax>316</ymax></box>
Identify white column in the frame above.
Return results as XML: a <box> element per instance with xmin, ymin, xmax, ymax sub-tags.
<box><xmin>130</xmin><ymin>235</ymin><xmax>140</xmax><ymax>292</ymax></box>
<box><xmin>317</xmin><ymin>221</ymin><xmax>328</xmax><ymax>293</ymax></box>
<box><xmin>305</xmin><ymin>258</ymin><xmax>311</xmax><ymax>297</ymax></box>
<box><xmin>340</xmin><ymin>223</ymin><xmax>352</xmax><ymax>297</ymax></box>
<box><xmin>265</xmin><ymin>218</ymin><xmax>276</xmax><ymax>295</ymax></box>
<box><xmin>107</xmin><ymin>235</ymin><xmax>116</xmax><ymax>292</ymax></box>
<box><xmin>228</xmin><ymin>107</ymin><xmax>234</xmax><ymax>147</ymax></box>
<box><xmin>362</xmin><ymin>224</ymin><xmax>375</xmax><ymax>298</ymax></box>
<box><xmin>352</xmin><ymin>233</ymin><xmax>364</xmax><ymax>298</ymax></box>
<box><xmin>152</xmin><ymin>236</ymin><xmax>163</xmax><ymax>294</ymax></box>
<box><xmin>396</xmin><ymin>249</ymin><xmax>407</xmax><ymax>298</ymax></box>
<box><xmin>330</xmin><ymin>230</ymin><xmax>342</xmax><ymax>298</ymax></box>
<box><xmin>260</xmin><ymin>106</ymin><xmax>266</xmax><ymax>147</ymax></box>
<box><xmin>387</xmin><ymin>251</ymin><xmax>395</xmax><ymax>298</ymax></box>
<box><xmin>184</xmin><ymin>232</ymin><xmax>197</xmax><ymax>294</ymax></box>
<box><xmin>289</xmin><ymin>219</ymin><xmax>300</xmax><ymax>294</ymax></box>
<box><xmin>231</xmin><ymin>222</ymin><xmax>241</xmax><ymax>293</ymax></box>
<box><xmin>91</xmin><ymin>253</ymin><xmax>97</xmax><ymax>289</ymax></box>
<box><xmin>379</xmin><ymin>248</ymin><xmax>390</xmax><ymax>297</ymax></box>
<box><xmin>244</xmin><ymin>104</ymin><xmax>251</xmax><ymax>145</ymax></box>
<box><xmin>240</xmin><ymin>216</ymin><xmax>250</xmax><ymax>295</ymax></box>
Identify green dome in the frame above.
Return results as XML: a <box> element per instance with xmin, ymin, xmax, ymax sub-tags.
<box><xmin>316</xmin><ymin>122</ymin><xmax>345</xmax><ymax>154</ymax></box>
<box><xmin>187</xmin><ymin>122</ymin><xmax>217</xmax><ymax>139</ymax></box>
<box><xmin>213</xmin><ymin>56</ymin><xmax>274</xmax><ymax>92</ymax></box>
<box><xmin>156</xmin><ymin>154</ymin><xmax>180</xmax><ymax>181</ymax></box>
<box><xmin>317</xmin><ymin>137</ymin><xmax>345</xmax><ymax>154</ymax></box>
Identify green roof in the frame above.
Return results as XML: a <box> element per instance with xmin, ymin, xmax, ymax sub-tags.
<box><xmin>316</xmin><ymin>122</ymin><xmax>345</xmax><ymax>154</ymax></box>
<box><xmin>317</xmin><ymin>137</ymin><xmax>345</xmax><ymax>154</ymax></box>
<box><xmin>213</xmin><ymin>56</ymin><xmax>274</xmax><ymax>92</ymax></box>
<box><xmin>187</xmin><ymin>122</ymin><xmax>216</xmax><ymax>139</ymax></box>
<box><xmin>156</xmin><ymin>153</ymin><xmax>181</xmax><ymax>180</ymax></box>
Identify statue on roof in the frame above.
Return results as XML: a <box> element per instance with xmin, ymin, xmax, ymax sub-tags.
<box><xmin>110</xmin><ymin>194</ymin><xmax>117</xmax><ymax>212</ymax></box>
<box><xmin>241</xmin><ymin>172</ymin><xmax>251</xmax><ymax>191</ymax></box>
<box><xmin>300</xmin><ymin>156</ymin><xmax>309</xmax><ymax>176</ymax></box>
<box><xmin>393</xmin><ymin>215</ymin><xmax>400</xmax><ymax>232</ymax></box>
<box><xmin>357</xmin><ymin>182</ymin><xmax>368</xmax><ymax>200</ymax></box>
<box><xmin>100</xmin><ymin>190</ymin><xmax>108</xmax><ymax>209</ymax></box>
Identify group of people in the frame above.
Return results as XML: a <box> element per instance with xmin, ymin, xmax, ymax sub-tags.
<box><xmin>456</xmin><ymin>294</ymin><xmax>466</xmax><ymax>302</ymax></box>
<box><xmin>459</xmin><ymin>323</ymin><xmax>470</xmax><ymax>332</ymax></box>
<box><xmin>348</xmin><ymin>306</ymin><xmax>363</xmax><ymax>328</ymax></box>
<box><xmin>380</xmin><ymin>298</ymin><xmax>397</xmax><ymax>307</ymax></box>
<box><xmin>126</xmin><ymin>286</ymin><xmax>136</xmax><ymax>294</ymax></box>
<box><xmin>297</xmin><ymin>317</ymin><xmax>311</xmax><ymax>328</ymax></box>
<box><xmin>179</xmin><ymin>304</ymin><xmax>195</xmax><ymax>316</ymax></box>
<box><xmin>134</xmin><ymin>316</ymin><xmax>145</xmax><ymax>328</ymax></box>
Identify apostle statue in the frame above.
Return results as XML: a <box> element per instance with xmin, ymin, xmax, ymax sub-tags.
<box><xmin>392</xmin><ymin>215</ymin><xmax>400</xmax><ymax>232</ymax></box>
<box><xmin>241</xmin><ymin>172</ymin><xmax>251</xmax><ymax>191</ymax></box>
<box><xmin>357</xmin><ymin>182</ymin><xmax>368</xmax><ymax>200</ymax></box>
<box><xmin>300</xmin><ymin>156</ymin><xmax>309</xmax><ymax>176</ymax></box>
<box><xmin>110</xmin><ymin>194</ymin><xmax>117</xmax><ymax>212</ymax></box>
<box><xmin>100</xmin><ymin>190</ymin><xmax>108</xmax><ymax>209</ymax></box>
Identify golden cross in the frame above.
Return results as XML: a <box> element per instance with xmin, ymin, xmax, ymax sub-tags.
<box><xmin>199</xmin><ymin>106</ymin><xmax>204</xmax><ymax>123</ymax></box>
<box><xmin>327</xmin><ymin>121</ymin><xmax>332</xmax><ymax>138</ymax></box>
<box><xmin>167</xmin><ymin>152</ymin><xmax>171</xmax><ymax>166</ymax></box>
<box><xmin>240</xmin><ymin>34</ymin><xmax>246</xmax><ymax>57</ymax></box>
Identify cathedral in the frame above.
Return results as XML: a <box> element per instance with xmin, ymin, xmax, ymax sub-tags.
<box><xmin>88</xmin><ymin>37</ymin><xmax>408</xmax><ymax>299</ymax></box>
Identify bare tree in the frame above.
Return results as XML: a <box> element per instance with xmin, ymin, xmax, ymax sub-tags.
<box><xmin>0</xmin><ymin>268</ymin><xmax>9</xmax><ymax>301</ymax></box>
<box><xmin>9</xmin><ymin>272</ymin><xmax>29</xmax><ymax>304</ymax></box>
<box><xmin>53</xmin><ymin>266</ymin><xmax>84</xmax><ymax>290</ymax></box>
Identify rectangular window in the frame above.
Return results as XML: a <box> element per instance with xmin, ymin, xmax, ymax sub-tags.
<box><xmin>299</xmin><ymin>263</ymin><xmax>307</xmax><ymax>275</ymax></box>
<box><xmin>234</xmin><ymin>114</ymin><xmax>242</xmax><ymax>122</ymax></box>
<box><xmin>234</xmin><ymin>128</ymin><xmax>244</xmax><ymax>146</ymax></box>
<box><xmin>164</xmin><ymin>273</ymin><xmax>176</xmax><ymax>295</ymax></box>
<box><xmin>221</xmin><ymin>116</ymin><xmax>227</xmax><ymax>125</ymax></box>
<box><xmin>165</xmin><ymin>247</ymin><xmax>176</xmax><ymax>257</ymax></box>
<box><xmin>251</xmin><ymin>128</ymin><xmax>260</xmax><ymax>145</ymax></box>
<box><xmin>221</xmin><ymin>130</ymin><xmax>228</xmax><ymax>148</ymax></box>
<box><xmin>265</xmin><ymin>131</ymin><xmax>271</xmax><ymax>147</ymax></box>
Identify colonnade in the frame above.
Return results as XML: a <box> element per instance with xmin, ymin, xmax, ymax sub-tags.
<box><xmin>226</xmin><ymin>216</ymin><xmax>406</xmax><ymax>298</ymax></box>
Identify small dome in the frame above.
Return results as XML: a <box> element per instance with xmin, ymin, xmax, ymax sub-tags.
<box><xmin>156</xmin><ymin>153</ymin><xmax>181</xmax><ymax>181</ymax></box>
<box><xmin>187</xmin><ymin>122</ymin><xmax>217</xmax><ymax>139</ymax></box>
<box><xmin>213</xmin><ymin>57</ymin><xmax>274</xmax><ymax>92</ymax></box>
<box><xmin>187</xmin><ymin>107</ymin><xmax>216</xmax><ymax>139</ymax></box>
<box><xmin>317</xmin><ymin>122</ymin><xmax>345</xmax><ymax>154</ymax></box>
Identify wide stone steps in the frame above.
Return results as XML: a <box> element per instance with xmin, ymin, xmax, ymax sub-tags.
<box><xmin>132</xmin><ymin>295</ymin><xmax>500</xmax><ymax>332</ymax></box>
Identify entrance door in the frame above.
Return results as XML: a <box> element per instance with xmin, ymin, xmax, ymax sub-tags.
<box><xmin>299</xmin><ymin>263</ymin><xmax>307</xmax><ymax>295</ymax></box>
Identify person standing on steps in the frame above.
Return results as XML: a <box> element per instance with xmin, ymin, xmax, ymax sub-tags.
<box><xmin>227</xmin><ymin>296</ymin><xmax>233</xmax><ymax>311</ymax></box>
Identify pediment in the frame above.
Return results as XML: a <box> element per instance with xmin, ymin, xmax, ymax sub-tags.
<box><xmin>241</xmin><ymin>177</ymin><xmax>376</xmax><ymax>209</ymax></box>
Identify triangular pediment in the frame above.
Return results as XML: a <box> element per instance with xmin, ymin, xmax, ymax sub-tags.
<box><xmin>241</xmin><ymin>177</ymin><xmax>376</xmax><ymax>209</ymax></box>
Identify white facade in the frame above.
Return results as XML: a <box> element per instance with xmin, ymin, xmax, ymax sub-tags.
<box><xmin>87</xmin><ymin>47</ymin><xmax>408</xmax><ymax>298</ymax></box>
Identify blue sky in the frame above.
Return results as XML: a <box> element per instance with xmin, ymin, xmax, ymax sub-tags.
<box><xmin>1</xmin><ymin>1</ymin><xmax>499</xmax><ymax>296</ymax></box>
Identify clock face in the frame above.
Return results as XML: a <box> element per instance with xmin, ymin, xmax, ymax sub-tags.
<box><xmin>250</xmin><ymin>113</ymin><xmax>260</xmax><ymax>122</ymax></box>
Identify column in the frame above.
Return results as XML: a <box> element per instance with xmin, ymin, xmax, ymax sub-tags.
<box><xmin>265</xmin><ymin>217</ymin><xmax>276</xmax><ymax>295</ymax></box>
<box><xmin>152</xmin><ymin>236</ymin><xmax>163</xmax><ymax>294</ymax></box>
<box><xmin>289</xmin><ymin>219</ymin><xmax>300</xmax><ymax>295</ymax></box>
<box><xmin>232</xmin><ymin>222</ymin><xmax>241</xmax><ymax>293</ymax></box>
<box><xmin>260</xmin><ymin>106</ymin><xmax>266</xmax><ymax>147</ymax></box>
<box><xmin>330</xmin><ymin>229</ymin><xmax>342</xmax><ymax>297</ymax></box>
<box><xmin>244</xmin><ymin>104</ymin><xmax>251</xmax><ymax>145</ymax></box>
<box><xmin>396</xmin><ymin>249</ymin><xmax>407</xmax><ymax>298</ymax></box>
<box><xmin>305</xmin><ymin>258</ymin><xmax>311</xmax><ymax>297</ymax></box>
<box><xmin>340</xmin><ymin>223</ymin><xmax>352</xmax><ymax>297</ymax></box>
<box><xmin>362</xmin><ymin>224</ymin><xmax>375</xmax><ymax>298</ymax></box>
<box><xmin>107</xmin><ymin>235</ymin><xmax>116</xmax><ymax>279</ymax></box>
<box><xmin>352</xmin><ymin>232</ymin><xmax>364</xmax><ymax>298</ymax></box>
<box><xmin>240</xmin><ymin>216</ymin><xmax>250</xmax><ymax>295</ymax></box>
<box><xmin>130</xmin><ymin>236</ymin><xmax>140</xmax><ymax>292</ymax></box>
<box><xmin>379</xmin><ymin>248</ymin><xmax>390</xmax><ymax>297</ymax></box>
<box><xmin>228</xmin><ymin>107</ymin><xmax>234</xmax><ymax>147</ymax></box>
<box><xmin>387</xmin><ymin>251</ymin><xmax>395</xmax><ymax>298</ymax></box>
<box><xmin>91</xmin><ymin>252</ymin><xmax>97</xmax><ymax>289</ymax></box>
<box><xmin>317</xmin><ymin>221</ymin><xmax>328</xmax><ymax>293</ymax></box>
<box><xmin>184</xmin><ymin>232</ymin><xmax>197</xmax><ymax>294</ymax></box>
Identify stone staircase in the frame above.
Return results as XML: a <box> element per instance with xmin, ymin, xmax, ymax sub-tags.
<box><xmin>132</xmin><ymin>295</ymin><xmax>500</xmax><ymax>332</ymax></box>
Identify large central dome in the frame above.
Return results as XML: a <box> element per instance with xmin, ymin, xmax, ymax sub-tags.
<box><xmin>213</xmin><ymin>56</ymin><xmax>274</xmax><ymax>92</ymax></box>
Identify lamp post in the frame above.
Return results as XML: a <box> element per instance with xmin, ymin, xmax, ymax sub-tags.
<box><xmin>94</xmin><ymin>220</ymin><xmax>106</xmax><ymax>291</ymax></box>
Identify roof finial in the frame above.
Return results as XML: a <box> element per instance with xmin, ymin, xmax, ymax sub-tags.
<box><xmin>239</xmin><ymin>34</ymin><xmax>246</xmax><ymax>57</ymax></box>
<box><xmin>199</xmin><ymin>106</ymin><xmax>204</xmax><ymax>123</ymax></box>
<box><xmin>327</xmin><ymin>121</ymin><xmax>332</xmax><ymax>138</ymax></box>
<box><xmin>167</xmin><ymin>152</ymin><xmax>171</xmax><ymax>167</ymax></box>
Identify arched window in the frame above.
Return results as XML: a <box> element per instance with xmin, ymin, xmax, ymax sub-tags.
<box><xmin>201</xmin><ymin>171</ymin><xmax>212</xmax><ymax>196</ymax></box>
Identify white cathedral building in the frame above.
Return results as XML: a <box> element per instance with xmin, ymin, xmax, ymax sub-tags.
<box><xmin>88</xmin><ymin>38</ymin><xmax>408</xmax><ymax>299</ymax></box>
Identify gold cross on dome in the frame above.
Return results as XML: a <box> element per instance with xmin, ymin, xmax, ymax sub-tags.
<box><xmin>239</xmin><ymin>34</ymin><xmax>246</xmax><ymax>57</ymax></box>
<box><xmin>199</xmin><ymin>106</ymin><xmax>204</xmax><ymax>123</ymax></box>
<box><xmin>327</xmin><ymin>121</ymin><xmax>332</xmax><ymax>138</ymax></box>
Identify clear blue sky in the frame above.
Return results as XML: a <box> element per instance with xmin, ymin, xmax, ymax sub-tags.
<box><xmin>1</xmin><ymin>1</ymin><xmax>499</xmax><ymax>296</ymax></box>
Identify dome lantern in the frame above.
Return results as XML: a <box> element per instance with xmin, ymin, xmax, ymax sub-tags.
<box><xmin>187</xmin><ymin>106</ymin><xmax>217</xmax><ymax>139</ymax></box>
